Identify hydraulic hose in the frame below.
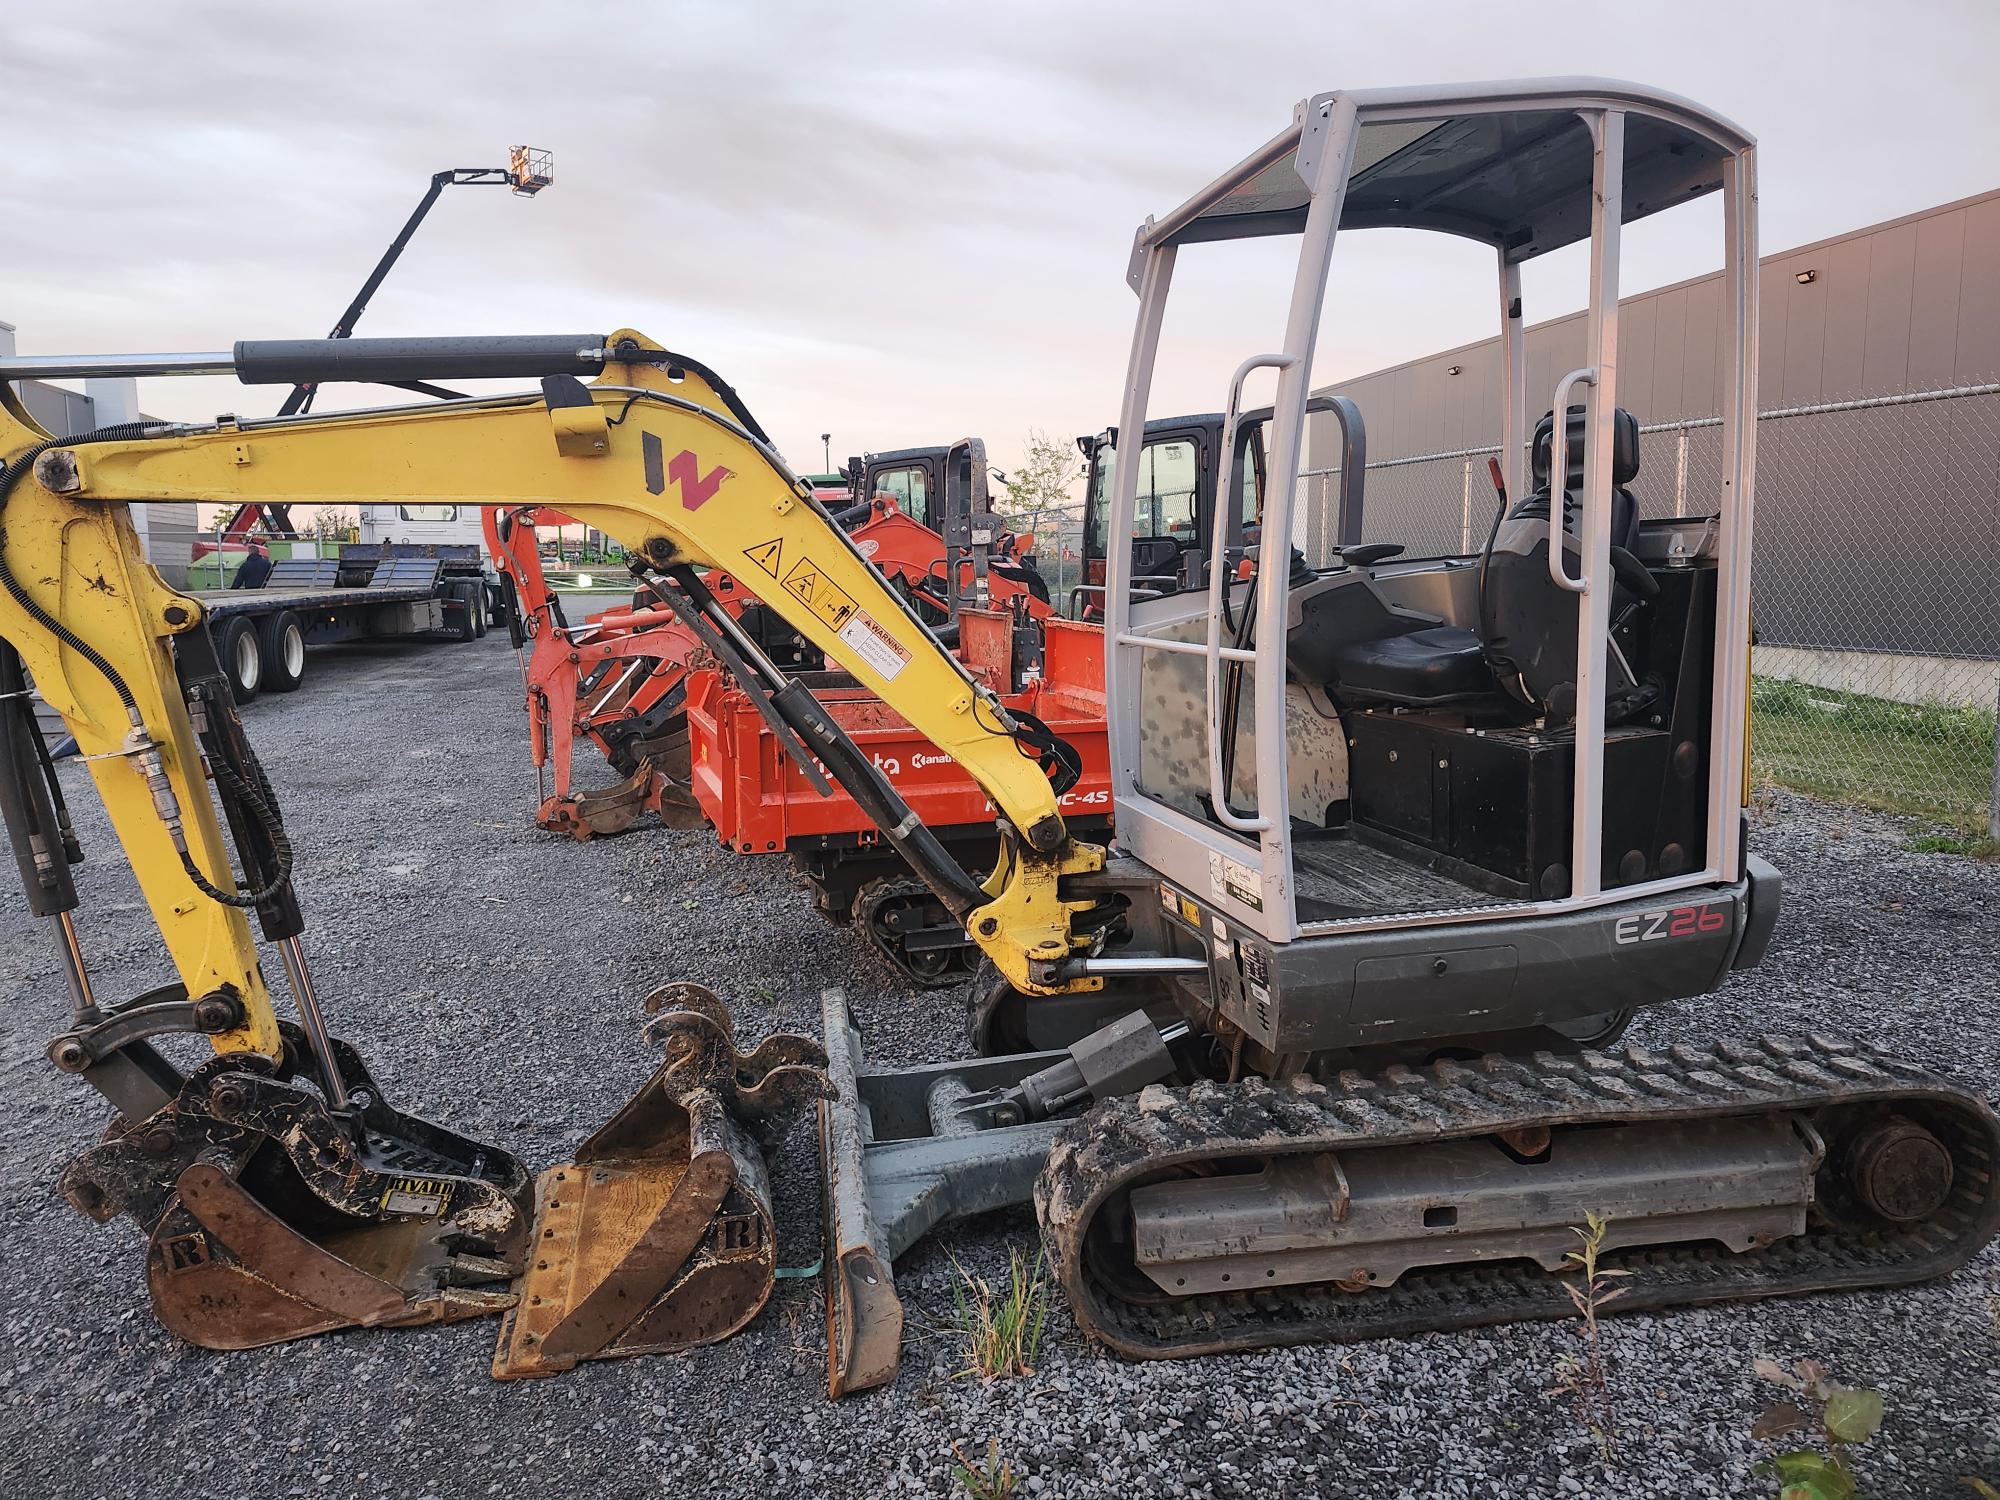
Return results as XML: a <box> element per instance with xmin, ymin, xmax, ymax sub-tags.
<box><xmin>0</xmin><ymin>427</ymin><xmax>155</xmax><ymax>717</ymax></box>
<box><xmin>0</xmin><ymin>426</ymin><xmax>293</xmax><ymax>907</ymax></box>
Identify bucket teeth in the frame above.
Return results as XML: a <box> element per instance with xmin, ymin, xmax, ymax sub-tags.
<box><xmin>493</xmin><ymin>988</ymin><xmax>828</xmax><ymax>1380</ymax></box>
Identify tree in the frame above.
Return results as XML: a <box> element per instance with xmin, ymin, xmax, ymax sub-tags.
<box><xmin>309</xmin><ymin>507</ymin><xmax>358</xmax><ymax>542</ymax></box>
<box><xmin>991</xmin><ymin>427</ymin><xmax>1088</xmax><ymax>594</ymax></box>
<box><xmin>993</xmin><ymin>429</ymin><xmax>1079</xmax><ymax>525</ymax></box>
<box><xmin>992</xmin><ymin>426</ymin><xmax>1085</xmax><ymax>557</ymax></box>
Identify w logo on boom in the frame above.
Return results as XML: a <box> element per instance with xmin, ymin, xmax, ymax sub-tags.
<box><xmin>641</xmin><ymin>431</ymin><xmax>732</xmax><ymax>510</ymax></box>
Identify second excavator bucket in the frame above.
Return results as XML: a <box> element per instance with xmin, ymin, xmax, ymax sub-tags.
<box><xmin>60</xmin><ymin>1022</ymin><xmax>532</xmax><ymax>1350</ymax></box>
<box><xmin>536</xmin><ymin>754</ymin><xmax>704</xmax><ymax>840</ymax></box>
<box><xmin>492</xmin><ymin>983</ymin><xmax>828</xmax><ymax>1379</ymax></box>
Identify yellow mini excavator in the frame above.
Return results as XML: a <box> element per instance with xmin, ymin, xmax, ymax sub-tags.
<box><xmin>4</xmin><ymin>78</ymin><xmax>1996</xmax><ymax>1395</ymax></box>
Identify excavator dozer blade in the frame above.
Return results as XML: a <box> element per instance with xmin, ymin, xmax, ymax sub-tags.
<box><xmin>493</xmin><ymin>983</ymin><xmax>827</xmax><ymax>1379</ymax></box>
<box><xmin>820</xmin><ymin>989</ymin><xmax>906</xmax><ymax>1397</ymax></box>
<box><xmin>61</xmin><ymin>1023</ymin><xmax>531</xmax><ymax>1351</ymax></box>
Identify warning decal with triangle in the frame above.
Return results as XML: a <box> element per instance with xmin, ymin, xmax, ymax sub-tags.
<box><xmin>783</xmin><ymin>559</ymin><xmax>820</xmax><ymax>604</ymax></box>
<box><xmin>743</xmin><ymin>537</ymin><xmax>784</xmax><ymax>578</ymax></box>
<box><xmin>780</xmin><ymin>553</ymin><xmax>860</xmax><ymax>629</ymax></box>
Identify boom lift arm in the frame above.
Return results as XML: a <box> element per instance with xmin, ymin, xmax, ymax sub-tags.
<box><xmin>6</xmin><ymin>330</ymin><xmax>1106</xmax><ymax>1011</ymax></box>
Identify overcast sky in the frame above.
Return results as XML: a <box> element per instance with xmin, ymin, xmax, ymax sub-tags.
<box><xmin>8</xmin><ymin>1</ymin><xmax>1998</xmax><ymax>488</ymax></box>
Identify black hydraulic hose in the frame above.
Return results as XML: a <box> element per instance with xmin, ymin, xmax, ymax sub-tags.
<box><xmin>0</xmin><ymin>426</ymin><xmax>155</xmax><ymax>716</ymax></box>
<box><xmin>27</xmin><ymin>685</ymin><xmax>83</xmax><ymax>866</ymax></box>
<box><xmin>0</xmin><ymin>426</ymin><xmax>292</xmax><ymax>907</ymax></box>
<box><xmin>189</xmin><ymin>753</ymin><xmax>294</xmax><ymax>909</ymax></box>
<box><xmin>992</xmin><ymin>704</ymin><xmax>1082</xmax><ymax>796</ymax></box>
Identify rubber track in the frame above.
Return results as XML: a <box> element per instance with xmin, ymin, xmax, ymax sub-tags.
<box><xmin>1036</xmin><ymin>1034</ymin><xmax>2000</xmax><ymax>1360</ymax></box>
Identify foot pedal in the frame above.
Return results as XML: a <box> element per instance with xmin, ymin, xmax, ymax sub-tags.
<box><xmin>493</xmin><ymin>983</ymin><xmax>827</xmax><ymax>1378</ymax></box>
<box><xmin>62</xmin><ymin>1023</ymin><xmax>531</xmax><ymax>1350</ymax></box>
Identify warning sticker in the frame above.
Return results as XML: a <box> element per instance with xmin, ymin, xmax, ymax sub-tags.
<box><xmin>838</xmin><ymin>610</ymin><xmax>912</xmax><ymax>682</ymax></box>
<box><xmin>1208</xmin><ymin>851</ymin><xmax>1264</xmax><ymax>913</ymax></box>
<box><xmin>782</xmin><ymin>555</ymin><xmax>860</xmax><ymax>629</ymax></box>
<box><xmin>744</xmin><ymin>537</ymin><xmax>784</xmax><ymax>578</ymax></box>
<box><xmin>380</xmin><ymin>1176</ymin><xmax>453</xmax><ymax>1218</ymax></box>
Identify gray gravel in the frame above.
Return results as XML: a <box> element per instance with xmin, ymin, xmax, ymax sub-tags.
<box><xmin>2</xmin><ymin>629</ymin><xmax>1996</xmax><ymax>1499</ymax></box>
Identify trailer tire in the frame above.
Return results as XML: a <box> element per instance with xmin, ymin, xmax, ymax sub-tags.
<box><xmin>471</xmin><ymin>585</ymin><xmax>489</xmax><ymax>638</ymax></box>
<box><xmin>448</xmin><ymin>582</ymin><xmax>479</xmax><ymax>642</ymax></box>
<box><xmin>219</xmin><ymin>616</ymin><xmax>262</xmax><ymax>703</ymax></box>
<box><xmin>256</xmin><ymin>610</ymin><xmax>307</xmax><ymax>693</ymax></box>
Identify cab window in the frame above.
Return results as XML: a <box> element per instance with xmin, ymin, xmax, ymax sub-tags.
<box><xmin>1133</xmin><ymin>440</ymin><xmax>1198</xmax><ymax>543</ymax></box>
<box><xmin>1235</xmin><ymin>424</ymin><xmax>1264</xmax><ymax>538</ymax></box>
<box><xmin>870</xmin><ymin>466</ymin><xmax>927</xmax><ymax>521</ymax></box>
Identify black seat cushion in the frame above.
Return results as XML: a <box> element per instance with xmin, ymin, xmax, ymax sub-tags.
<box><xmin>1331</xmin><ymin>625</ymin><xmax>1494</xmax><ymax>706</ymax></box>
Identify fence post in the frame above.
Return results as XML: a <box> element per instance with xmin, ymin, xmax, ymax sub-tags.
<box><xmin>1674</xmin><ymin>425</ymin><xmax>1689</xmax><ymax>517</ymax></box>
<box><xmin>1989</xmin><ymin>668</ymin><xmax>2000</xmax><ymax>842</ymax></box>
<box><xmin>1459</xmin><ymin>459</ymin><xmax>1473</xmax><ymax>551</ymax></box>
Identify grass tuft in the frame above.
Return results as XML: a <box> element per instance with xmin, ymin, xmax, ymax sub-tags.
<box><xmin>952</xmin><ymin>1244</ymin><xmax>1051</xmax><ymax>1382</ymax></box>
<box><xmin>952</xmin><ymin>1438</ymin><xmax>1019</xmax><ymax>1499</ymax></box>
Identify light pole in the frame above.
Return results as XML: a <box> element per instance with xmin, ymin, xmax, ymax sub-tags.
<box><xmin>821</xmin><ymin>433</ymin><xmax>832</xmax><ymax>474</ymax></box>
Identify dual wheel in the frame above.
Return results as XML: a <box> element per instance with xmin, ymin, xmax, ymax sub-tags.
<box><xmin>217</xmin><ymin>582</ymin><xmax>494</xmax><ymax>704</ymax></box>
<box><xmin>217</xmin><ymin>611</ymin><xmax>307</xmax><ymax>705</ymax></box>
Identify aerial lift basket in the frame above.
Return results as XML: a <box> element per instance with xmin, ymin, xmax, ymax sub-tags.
<box><xmin>493</xmin><ymin>983</ymin><xmax>827</xmax><ymax>1378</ymax></box>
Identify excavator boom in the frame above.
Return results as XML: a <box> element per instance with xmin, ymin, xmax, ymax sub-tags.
<box><xmin>19</xmin><ymin>332</ymin><xmax>1102</xmax><ymax>998</ymax></box>
<box><xmin>0</xmin><ymin>328</ymin><xmax>1106</xmax><ymax>1369</ymax></box>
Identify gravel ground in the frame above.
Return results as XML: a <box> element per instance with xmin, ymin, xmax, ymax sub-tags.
<box><xmin>1</xmin><ymin>627</ymin><xmax>1996</xmax><ymax>1500</ymax></box>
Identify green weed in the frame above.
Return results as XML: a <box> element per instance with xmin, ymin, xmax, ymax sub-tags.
<box><xmin>1751</xmin><ymin>1357</ymin><xmax>1885</xmax><ymax>1500</ymax></box>
<box><xmin>951</xmin><ymin>1245</ymin><xmax>1050</xmax><ymax>1382</ymax></box>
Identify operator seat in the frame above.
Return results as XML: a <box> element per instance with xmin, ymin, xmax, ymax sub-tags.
<box><xmin>1480</xmin><ymin>406</ymin><xmax>1648</xmax><ymax>718</ymax></box>
<box><xmin>1323</xmin><ymin>405</ymin><xmax>1648</xmax><ymax>717</ymax></box>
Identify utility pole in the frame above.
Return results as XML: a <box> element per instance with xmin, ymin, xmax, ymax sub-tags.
<box><xmin>821</xmin><ymin>433</ymin><xmax>832</xmax><ymax>473</ymax></box>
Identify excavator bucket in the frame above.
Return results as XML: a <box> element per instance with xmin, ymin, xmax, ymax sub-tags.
<box><xmin>536</xmin><ymin>753</ymin><xmax>704</xmax><ymax>840</ymax></box>
<box><xmin>493</xmin><ymin>983</ymin><xmax>828</xmax><ymax>1378</ymax></box>
<box><xmin>60</xmin><ymin>1023</ymin><xmax>532</xmax><ymax>1350</ymax></box>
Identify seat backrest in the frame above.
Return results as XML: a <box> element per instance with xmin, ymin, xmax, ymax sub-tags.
<box><xmin>1532</xmin><ymin>405</ymin><xmax>1639</xmax><ymax>490</ymax></box>
<box><xmin>1479</xmin><ymin>405</ymin><xmax>1645</xmax><ymax>715</ymax></box>
<box><xmin>1522</xmin><ymin>405</ymin><xmax>1641</xmax><ymax>552</ymax></box>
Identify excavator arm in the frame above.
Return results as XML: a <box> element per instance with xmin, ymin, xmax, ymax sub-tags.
<box><xmin>5</xmin><ymin>331</ymin><xmax>1103</xmax><ymax>1033</ymax></box>
<box><xmin>0</xmin><ymin>328</ymin><xmax>1108</xmax><ymax>1364</ymax></box>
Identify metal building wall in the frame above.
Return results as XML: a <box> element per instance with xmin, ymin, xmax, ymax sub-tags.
<box><xmin>1307</xmin><ymin>189</ymin><xmax>2000</xmax><ymax>658</ymax></box>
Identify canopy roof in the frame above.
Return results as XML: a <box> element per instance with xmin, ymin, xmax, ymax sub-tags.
<box><xmin>1150</xmin><ymin>78</ymin><xmax>1750</xmax><ymax>265</ymax></box>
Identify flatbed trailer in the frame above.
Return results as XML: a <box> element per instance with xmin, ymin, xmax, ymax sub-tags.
<box><xmin>190</xmin><ymin>542</ymin><xmax>491</xmax><ymax>702</ymax></box>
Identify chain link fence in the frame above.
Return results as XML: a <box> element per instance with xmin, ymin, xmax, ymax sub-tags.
<box><xmin>1298</xmin><ymin>381</ymin><xmax>2000</xmax><ymax>838</ymax></box>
